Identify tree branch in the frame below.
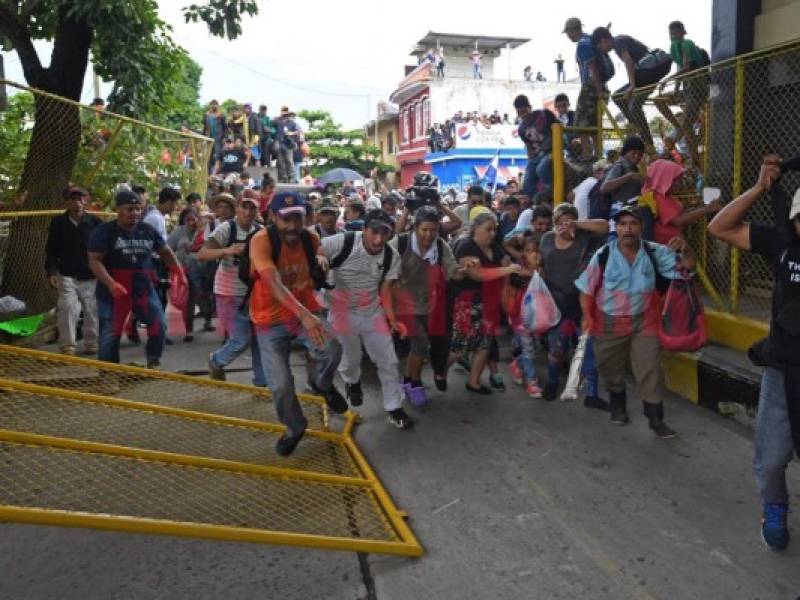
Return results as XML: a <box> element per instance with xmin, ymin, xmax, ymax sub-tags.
<box><xmin>0</xmin><ymin>3</ymin><xmax>44</xmax><ymax>86</ymax></box>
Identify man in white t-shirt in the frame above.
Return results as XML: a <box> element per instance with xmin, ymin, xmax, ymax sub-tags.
<box><xmin>571</xmin><ymin>159</ymin><xmax>610</xmax><ymax>220</ymax></box>
<box><xmin>198</xmin><ymin>195</ymin><xmax>265</xmax><ymax>384</ymax></box>
<box><xmin>319</xmin><ymin>209</ymin><xmax>413</xmax><ymax>429</ymax></box>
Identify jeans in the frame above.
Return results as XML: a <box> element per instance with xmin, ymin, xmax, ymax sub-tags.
<box><xmin>473</xmin><ymin>63</ymin><xmax>482</xmax><ymax>79</ymax></box>
<box><xmin>545</xmin><ymin>324</ymin><xmax>598</xmax><ymax>397</ymax></box>
<box><xmin>211</xmin><ymin>295</ymin><xmax>265</xmax><ymax>386</ymax></box>
<box><xmin>277</xmin><ymin>146</ymin><xmax>295</xmax><ymax>182</ymax></box>
<box><xmin>522</xmin><ymin>153</ymin><xmax>552</xmax><ymax>198</ymax></box>
<box><xmin>56</xmin><ymin>276</ymin><xmax>97</xmax><ymax>351</ymax></box>
<box><xmin>753</xmin><ymin>367</ymin><xmax>796</xmax><ymax>505</ymax></box>
<box><xmin>97</xmin><ymin>288</ymin><xmax>164</xmax><ymax>364</ymax></box>
<box><xmin>255</xmin><ymin>318</ymin><xmax>342</xmax><ymax>436</ymax></box>
<box><xmin>512</xmin><ymin>332</ymin><xmax>539</xmax><ymax>382</ymax></box>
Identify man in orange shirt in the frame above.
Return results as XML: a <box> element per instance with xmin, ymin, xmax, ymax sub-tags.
<box><xmin>249</xmin><ymin>192</ymin><xmax>346</xmax><ymax>456</ymax></box>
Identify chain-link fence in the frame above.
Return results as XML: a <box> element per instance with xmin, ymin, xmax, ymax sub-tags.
<box><xmin>0</xmin><ymin>79</ymin><xmax>213</xmax><ymax>319</ymax></box>
<box><xmin>556</xmin><ymin>39</ymin><xmax>800</xmax><ymax>324</ymax></box>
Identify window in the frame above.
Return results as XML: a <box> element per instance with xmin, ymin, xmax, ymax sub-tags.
<box><xmin>386</xmin><ymin>131</ymin><xmax>394</xmax><ymax>155</ymax></box>
<box><xmin>415</xmin><ymin>102</ymin><xmax>422</xmax><ymax>138</ymax></box>
<box><xmin>422</xmin><ymin>97</ymin><xmax>430</xmax><ymax>133</ymax></box>
<box><xmin>402</xmin><ymin>110</ymin><xmax>409</xmax><ymax>144</ymax></box>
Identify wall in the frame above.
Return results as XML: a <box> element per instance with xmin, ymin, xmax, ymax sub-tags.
<box><xmin>754</xmin><ymin>0</ymin><xmax>800</xmax><ymax>48</ymax></box>
<box><xmin>427</xmin><ymin>80</ymin><xmax>581</xmax><ymax>125</ymax></box>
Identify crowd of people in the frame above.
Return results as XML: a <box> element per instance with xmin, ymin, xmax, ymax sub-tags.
<box><xmin>202</xmin><ymin>101</ymin><xmax>309</xmax><ymax>184</ymax></box>
<box><xmin>41</xmin><ymin>13</ymin><xmax>798</xmax><ymax>556</ymax></box>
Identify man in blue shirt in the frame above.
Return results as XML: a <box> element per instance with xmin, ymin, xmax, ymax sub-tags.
<box><xmin>563</xmin><ymin>17</ymin><xmax>609</xmax><ymax>160</ymax></box>
<box><xmin>88</xmin><ymin>190</ymin><xmax>187</xmax><ymax>368</ymax></box>
<box><xmin>576</xmin><ymin>206</ymin><xmax>693</xmax><ymax>437</ymax></box>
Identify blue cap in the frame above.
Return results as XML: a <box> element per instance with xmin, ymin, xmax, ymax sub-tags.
<box><xmin>271</xmin><ymin>192</ymin><xmax>307</xmax><ymax>217</ymax></box>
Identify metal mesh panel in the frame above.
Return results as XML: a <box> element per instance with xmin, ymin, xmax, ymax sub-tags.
<box><xmin>0</xmin><ymin>345</ymin><xmax>327</xmax><ymax>430</ymax></box>
<box><xmin>0</xmin><ymin>388</ymin><xmax>357</xmax><ymax>477</ymax></box>
<box><xmin>0</xmin><ymin>441</ymin><xmax>395</xmax><ymax>543</ymax></box>
<box><xmin>0</xmin><ymin>347</ymin><xmax>423</xmax><ymax>556</ymax></box>
<box><xmin>0</xmin><ymin>78</ymin><xmax>212</xmax><ymax>316</ymax></box>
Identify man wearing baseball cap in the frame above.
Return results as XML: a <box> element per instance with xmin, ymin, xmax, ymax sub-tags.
<box><xmin>87</xmin><ymin>190</ymin><xmax>186</xmax><ymax>367</ymax></box>
<box><xmin>320</xmin><ymin>209</ymin><xmax>414</xmax><ymax>429</ymax></box>
<box><xmin>576</xmin><ymin>204</ymin><xmax>692</xmax><ymax>437</ymax></box>
<box><xmin>708</xmin><ymin>154</ymin><xmax>800</xmax><ymax>551</ymax></box>
<box><xmin>248</xmin><ymin>191</ymin><xmax>347</xmax><ymax>456</ymax></box>
<box><xmin>45</xmin><ymin>186</ymin><xmax>102</xmax><ymax>355</ymax></box>
<box><xmin>312</xmin><ymin>196</ymin><xmax>341</xmax><ymax>239</ymax></box>
<box><xmin>274</xmin><ymin>107</ymin><xmax>299</xmax><ymax>183</ymax></box>
<box><xmin>198</xmin><ymin>194</ymin><xmax>264</xmax><ymax>384</ymax></box>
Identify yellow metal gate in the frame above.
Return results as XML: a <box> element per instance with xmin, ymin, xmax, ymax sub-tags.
<box><xmin>0</xmin><ymin>345</ymin><xmax>423</xmax><ymax>557</ymax></box>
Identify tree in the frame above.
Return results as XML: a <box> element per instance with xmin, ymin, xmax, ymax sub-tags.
<box><xmin>0</xmin><ymin>0</ymin><xmax>256</xmax><ymax>311</ymax></box>
<box><xmin>299</xmin><ymin>109</ymin><xmax>395</xmax><ymax>177</ymax></box>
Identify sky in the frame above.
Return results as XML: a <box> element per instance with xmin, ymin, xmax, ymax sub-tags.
<box><xmin>1</xmin><ymin>0</ymin><xmax>712</xmax><ymax>129</ymax></box>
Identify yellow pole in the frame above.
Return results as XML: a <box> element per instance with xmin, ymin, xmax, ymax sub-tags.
<box><xmin>551</xmin><ymin>122</ymin><xmax>564</xmax><ymax>205</ymax></box>
<box><xmin>730</xmin><ymin>58</ymin><xmax>745</xmax><ymax>313</ymax></box>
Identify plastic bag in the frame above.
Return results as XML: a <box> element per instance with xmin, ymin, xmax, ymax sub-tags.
<box><xmin>658</xmin><ymin>275</ymin><xmax>707</xmax><ymax>352</ymax></box>
<box><xmin>168</xmin><ymin>270</ymin><xmax>189</xmax><ymax>313</ymax></box>
<box><xmin>521</xmin><ymin>272</ymin><xmax>561</xmax><ymax>335</ymax></box>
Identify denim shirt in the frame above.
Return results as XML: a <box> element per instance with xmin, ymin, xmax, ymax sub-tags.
<box><xmin>575</xmin><ymin>239</ymin><xmax>680</xmax><ymax>316</ymax></box>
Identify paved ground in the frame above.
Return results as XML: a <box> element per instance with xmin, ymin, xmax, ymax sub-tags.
<box><xmin>2</xmin><ymin>325</ymin><xmax>800</xmax><ymax>600</ymax></box>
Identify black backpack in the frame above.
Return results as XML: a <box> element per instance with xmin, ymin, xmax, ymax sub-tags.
<box><xmin>396</xmin><ymin>232</ymin><xmax>445</xmax><ymax>266</ymax></box>
<box><xmin>696</xmin><ymin>47</ymin><xmax>711</xmax><ymax>68</ymax></box>
<box><xmin>594</xmin><ymin>241</ymin><xmax>671</xmax><ymax>296</ymax></box>
<box><xmin>238</xmin><ymin>224</ymin><xmax>331</xmax><ymax>291</ymax></box>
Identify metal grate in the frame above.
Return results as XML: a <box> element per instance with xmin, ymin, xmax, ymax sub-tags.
<box><xmin>0</xmin><ymin>347</ymin><xmax>422</xmax><ymax>556</ymax></box>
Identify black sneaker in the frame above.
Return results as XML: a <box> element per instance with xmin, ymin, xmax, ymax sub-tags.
<box><xmin>127</xmin><ymin>332</ymin><xmax>141</xmax><ymax>345</ymax></box>
<box><xmin>543</xmin><ymin>383</ymin><xmax>558</xmax><ymax>402</ymax></box>
<box><xmin>310</xmin><ymin>382</ymin><xmax>348</xmax><ymax>414</ymax></box>
<box><xmin>346</xmin><ymin>382</ymin><xmax>364</xmax><ymax>407</ymax></box>
<box><xmin>164</xmin><ymin>337</ymin><xmax>174</xmax><ymax>346</ymax></box>
<box><xmin>208</xmin><ymin>353</ymin><xmax>226</xmax><ymax>381</ymax></box>
<box><xmin>584</xmin><ymin>395</ymin><xmax>610</xmax><ymax>412</ymax></box>
<box><xmin>275</xmin><ymin>430</ymin><xmax>305</xmax><ymax>457</ymax></box>
<box><xmin>146</xmin><ymin>357</ymin><xmax>160</xmax><ymax>369</ymax></box>
<box><xmin>649</xmin><ymin>419</ymin><xmax>677</xmax><ymax>439</ymax></box>
<box><xmin>387</xmin><ymin>408</ymin><xmax>414</xmax><ymax>430</ymax></box>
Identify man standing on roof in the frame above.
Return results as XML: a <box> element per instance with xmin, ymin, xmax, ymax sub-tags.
<box><xmin>249</xmin><ymin>192</ymin><xmax>347</xmax><ymax>457</ymax></box>
<box><xmin>576</xmin><ymin>206</ymin><xmax>693</xmax><ymax>437</ymax></box>
<box><xmin>319</xmin><ymin>209</ymin><xmax>413</xmax><ymax>429</ymax></box>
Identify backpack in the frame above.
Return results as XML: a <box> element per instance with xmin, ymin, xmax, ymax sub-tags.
<box><xmin>696</xmin><ymin>47</ymin><xmax>711</xmax><ymax>68</ymax></box>
<box><xmin>595</xmin><ymin>241</ymin><xmax>671</xmax><ymax>296</ymax></box>
<box><xmin>588</xmin><ymin>180</ymin><xmax>611</xmax><ymax>220</ymax></box>
<box><xmin>330</xmin><ymin>231</ymin><xmax>394</xmax><ymax>285</ymax></box>
<box><xmin>658</xmin><ymin>274</ymin><xmax>707</xmax><ymax>352</ymax></box>
<box><xmin>396</xmin><ymin>232</ymin><xmax>445</xmax><ymax>266</ymax></box>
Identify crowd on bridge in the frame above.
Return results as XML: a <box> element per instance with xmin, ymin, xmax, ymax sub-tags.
<box><xmin>41</xmin><ymin>13</ymin><xmax>800</xmax><ymax>557</ymax></box>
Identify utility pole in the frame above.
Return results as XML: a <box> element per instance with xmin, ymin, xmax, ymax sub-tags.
<box><xmin>92</xmin><ymin>63</ymin><xmax>101</xmax><ymax>100</ymax></box>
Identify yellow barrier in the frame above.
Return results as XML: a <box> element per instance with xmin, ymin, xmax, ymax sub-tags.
<box><xmin>550</xmin><ymin>38</ymin><xmax>800</xmax><ymax>327</ymax></box>
<box><xmin>0</xmin><ymin>78</ymin><xmax>213</xmax><ymax>317</ymax></box>
<box><xmin>0</xmin><ymin>345</ymin><xmax>424</xmax><ymax>557</ymax></box>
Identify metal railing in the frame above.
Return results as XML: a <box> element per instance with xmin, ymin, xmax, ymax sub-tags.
<box><xmin>551</xmin><ymin>38</ymin><xmax>800</xmax><ymax>325</ymax></box>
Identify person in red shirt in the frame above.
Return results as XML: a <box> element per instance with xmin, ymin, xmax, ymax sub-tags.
<box><xmin>249</xmin><ymin>192</ymin><xmax>346</xmax><ymax>456</ymax></box>
<box><xmin>644</xmin><ymin>159</ymin><xmax>721</xmax><ymax>245</ymax></box>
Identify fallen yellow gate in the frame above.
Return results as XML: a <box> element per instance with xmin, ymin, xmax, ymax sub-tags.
<box><xmin>0</xmin><ymin>345</ymin><xmax>423</xmax><ymax>557</ymax></box>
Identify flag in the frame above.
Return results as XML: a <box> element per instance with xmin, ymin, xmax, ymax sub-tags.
<box><xmin>482</xmin><ymin>152</ymin><xmax>506</xmax><ymax>192</ymax></box>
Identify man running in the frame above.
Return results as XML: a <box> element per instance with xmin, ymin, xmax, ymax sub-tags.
<box><xmin>87</xmin><ymin>190</ymin><xmax>186</xmax><ymax>367</ymax></box>
<box><xmin>249</xmin><ymin>192</ymin><xmax>346</xmax><ymax>456</ymax></box>
<box><xmin>320</xmin><ymin>209</ymin><xmax>413</xmax><ymax>429</ymax></box>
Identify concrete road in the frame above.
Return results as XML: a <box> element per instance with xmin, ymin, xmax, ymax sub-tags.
<box><xmin>1</xmin><ymin>328</ymin><xmax>799</xmax><ymax>600</ymax></box>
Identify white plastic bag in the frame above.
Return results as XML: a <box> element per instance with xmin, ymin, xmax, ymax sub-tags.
<box><xmin>520</xmin><ymin>272</ymin><xmax>561</xmax><ymax>334</ymax></box>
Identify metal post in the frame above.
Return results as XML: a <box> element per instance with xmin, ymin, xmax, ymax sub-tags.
<box><xmin>730</xmin><ymin>58</ymin><xmax>745</xmax><ymax>313</ymax></box>
<box><xmin>595</xmin><ymin>99</ymin><xmax>604</xmax><ymax>159</ymax></box>
<box><xmin>551</xmin><ymin>122</ymin><xmax>564</xmax><ymax>205</ymax></box>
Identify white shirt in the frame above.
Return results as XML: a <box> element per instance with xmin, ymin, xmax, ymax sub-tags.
<box><xmin>411</xmin><ymin>231</ymin><xmax>438</xmax><ymax>265</ymax></box>
<box><xmin>573</xmin><ymin>176</ymin><xmax>598</xmax><ymax>221</ymax></box>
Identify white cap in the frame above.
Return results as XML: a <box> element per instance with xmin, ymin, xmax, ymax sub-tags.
<box><xmin>791</xmin><ymin>187</ymin><xmax>800</xmax><ymax>220</ymax></box>
<box><xmin>365</xmin><ymin>196</ymin><xmax>382</xmax><ymax>211</ymax></box>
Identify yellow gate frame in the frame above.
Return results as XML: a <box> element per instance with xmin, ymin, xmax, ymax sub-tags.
<box><xmin>0</xmin><ymin>345</ymin><xmax>423</xmax><ymax>557</ymax></box>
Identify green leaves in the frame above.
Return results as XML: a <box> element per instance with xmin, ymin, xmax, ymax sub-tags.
<box><xmin>182</xmin><ymin>0</ymin><xmax>258</xmax><ymax>41</ymax></box>
<box><xmin>298</xmin><ymin>109</ymin><xmax>395</xmax><ymax>177</ymax></box>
